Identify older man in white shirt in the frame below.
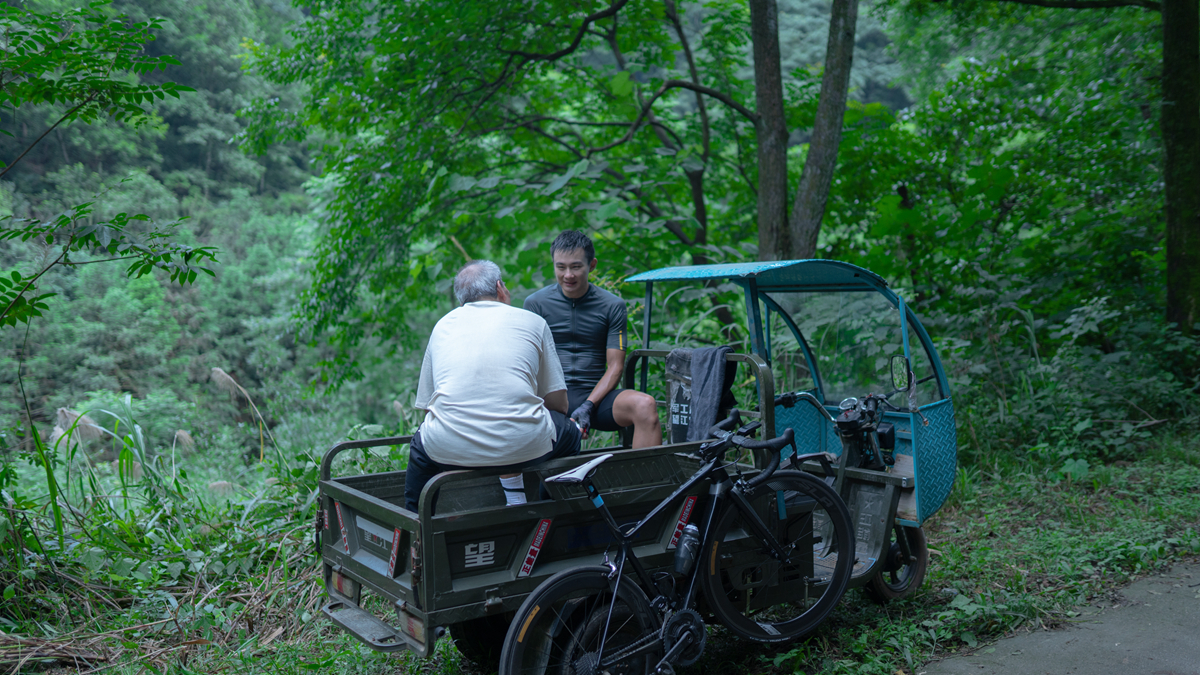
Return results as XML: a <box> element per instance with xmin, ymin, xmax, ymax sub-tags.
<box><xmin>403</xmin><ymin>260</ymin><xmax>582</xmax><ymax>512</ymax></box>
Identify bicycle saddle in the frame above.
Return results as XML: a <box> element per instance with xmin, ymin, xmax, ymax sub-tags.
<box><xmin>545</xmin><ymin>454</ymin><xmax>613</xmax><ymax>484</ymax></box>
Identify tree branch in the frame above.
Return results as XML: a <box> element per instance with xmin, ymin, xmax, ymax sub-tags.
<box><xmin>0</xmin><ymin>91</ymin><xmax>98</xmax><ymax>180</ymax></box>
<box><xmin>60</xmin><ymin>256</ymin><xmax>138</xmax><ymax>266</ymax></box>
<box><xmin>662</xmin><ymin>80</ymin><xmax>758</xmax><ymax>123</ymax></box>
<box><xmin>588</xmin><ymin>79</ymin><xmax>756</xmax><ymax>155</ymax></box>
<box><xmin>665</xmin><ymin>0</ymin><xmax>711</xmax><ymax>161</ymax></box>
<box><xmin>501</xmin><ymin>0</ymin><xmax>633</xmax><ymax>61</ymax></box>
<box><xmin>0</xmin><ymin>241</ymin><xmax>69</xmax><ymax>325</ymax></box>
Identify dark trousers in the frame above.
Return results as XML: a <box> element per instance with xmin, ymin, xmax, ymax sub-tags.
<box><xmin>403</xmin><ymin>410</ymin><xmax>582</xmax><ymax>513</ymax></box>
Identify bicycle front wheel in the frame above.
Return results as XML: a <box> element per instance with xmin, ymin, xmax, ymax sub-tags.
<box><xmin>701</xmin><ymin>470</ymin><xmax>854</xmax><ymax>642</ymax></box>
<box><xmin>500</xmin><ymin>566</ymin><xmax>661</xmax><ymax>675</ymax></box>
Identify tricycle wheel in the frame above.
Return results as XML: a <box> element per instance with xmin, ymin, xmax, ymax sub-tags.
<box><xmin>449</xmin><ymin>611</ymin><xmax>513</xmax><ymax>673</ymax></box>
<box><xmin>864</xmin><ymin>525</ymin><xmax>927</xmax><ymax>604</ymax></box>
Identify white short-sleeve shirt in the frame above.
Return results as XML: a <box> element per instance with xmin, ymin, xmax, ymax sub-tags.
<box><xmin>415</xmin><ymin>301</ymin><xmax>566</xmax><ymax>466</ymax></box>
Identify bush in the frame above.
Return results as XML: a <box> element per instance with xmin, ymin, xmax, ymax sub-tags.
<box><xmin>932</xmin><ymin>297</ymin><xmax>1199</xmax><ymax>469</ymax></box>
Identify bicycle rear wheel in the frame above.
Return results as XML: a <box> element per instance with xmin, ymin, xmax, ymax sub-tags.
<box><xmin>500</xmin><ymin>566</ymin><xmax>661</xmax><ymax>675</ymax></box>
<box><xmin>701</xmin><ymin>470</ymin><xmax>854</xmax><ymax>642</ymax></box>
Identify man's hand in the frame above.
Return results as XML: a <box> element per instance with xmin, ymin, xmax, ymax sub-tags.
<box><xmin>571</xmin><ymin>400</ymin><xmax>596</xmax><ymax>438</ymax></box>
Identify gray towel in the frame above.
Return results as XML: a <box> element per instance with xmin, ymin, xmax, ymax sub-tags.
<box><xmin>686</xmin><ymin>346</ymin><xmax>738</xmax><ymax>442</ymax></box>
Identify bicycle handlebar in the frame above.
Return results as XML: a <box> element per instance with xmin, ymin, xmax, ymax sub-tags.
<box><xmin>701</xmin><ymin>411</ymin><xmax>797</xmax><ymax>489</ymax></box>
<box><xmin>741</xmin><ymin>428</ymin><xmax>794</xmax><ymax>491</ymax></box>
<box><xmin>730</xmin><ymin>427</ymin><xmax>793</xmax><ymax>452</ymax></box>
<box><xmin>707</xmin><ymin>410</ymin><xmax>743</xmax><ymax>437</ymax></box>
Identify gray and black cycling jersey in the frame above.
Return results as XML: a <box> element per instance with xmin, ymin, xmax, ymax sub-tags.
<box><xmin>524</xmin><ymin>283</ymin><xmax>628</xmax><ymax>394</ymax></box>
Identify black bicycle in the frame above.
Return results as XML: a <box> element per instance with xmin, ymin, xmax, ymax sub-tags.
<box><xmin>499</xmin><ymin>411</ymin><xmax>855</xmax><ymax>675</ymax></box>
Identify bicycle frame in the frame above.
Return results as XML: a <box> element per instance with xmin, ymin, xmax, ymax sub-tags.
<box><xmin>576</xmin><ymin>451</ymin><xmax>795</xmax><ymax>664</ymax></box>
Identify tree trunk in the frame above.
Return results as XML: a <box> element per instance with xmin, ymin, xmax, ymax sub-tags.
<box><xmin>1163</xmin><ymin>0</ymin><xmax>1200</xmax><ymax>333</ymax></box>
<box><xmin>788</xmin><ymin>0</ymin><xmax>859</xmax><ymax>259</ymax></box>
<box><xmin>748</xmin><ymin>0</ymin><xmax>790</xmax><ymax>261</ymax></box>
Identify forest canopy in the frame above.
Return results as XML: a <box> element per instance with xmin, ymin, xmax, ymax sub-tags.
<box><xmin>242</xmin><ymin>0</ymin><xmax>1185</xmax><ymax>391</ymax></box>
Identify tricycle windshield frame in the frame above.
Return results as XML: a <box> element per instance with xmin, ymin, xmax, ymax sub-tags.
<box><xmin>627</xmin><ymin>260</ymin><xmax>951</xmax><ymax>403</ymax></box>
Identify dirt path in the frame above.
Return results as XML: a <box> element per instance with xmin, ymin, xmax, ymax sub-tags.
<box><xmin>920</xmin><ymin>561</ymin><xmax>1200</xmax><ymax>675</ymax></box>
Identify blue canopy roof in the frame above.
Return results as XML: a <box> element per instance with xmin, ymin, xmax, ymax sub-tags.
<box><xmin>626</xmin><ymin>259</ymin><xmax>889</xmax><ymax>292</ymax></box>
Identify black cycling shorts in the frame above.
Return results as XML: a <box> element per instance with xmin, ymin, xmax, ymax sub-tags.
<box><xmin>568</xmin><ymin>388</ymin><xmax>627</xmax><ymax>433</ymax></box>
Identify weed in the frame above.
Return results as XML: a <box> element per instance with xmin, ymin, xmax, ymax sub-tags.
<box><xmin>2</xmin><ymin>403</ymin><xmax>1198</xmax><ymax>675</ymax></box>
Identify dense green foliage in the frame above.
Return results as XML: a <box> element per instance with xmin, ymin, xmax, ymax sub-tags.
<box><xmin>1</xmin><ymin>0</ymin><xmax>1197</xmax><ymax>673</ymax></box>
<box><xmin>0</xmin><ymin>1</ymin><xmax>218</xmax><ymax>333</ymax></box>
<box><xmin>243</xmin><ymin>0</ymin><xmax>1192</xmax><ymax>464</ymax></box>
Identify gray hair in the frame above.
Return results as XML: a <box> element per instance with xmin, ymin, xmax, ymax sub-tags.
<box><xmin>454</xmin><ymin>260</ymin><xmax>503</xmax><ymax>304</ymax></box>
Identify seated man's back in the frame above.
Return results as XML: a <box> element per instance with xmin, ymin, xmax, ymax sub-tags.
<box><xmin>418</xmin><ymin>300</ymin><xmax>561</xmax><ymax>466</ymax></box>
<box><xmin>404</xmin><ymin>260</ymin><xmax>580</xmax><ymax>513</ymax></box>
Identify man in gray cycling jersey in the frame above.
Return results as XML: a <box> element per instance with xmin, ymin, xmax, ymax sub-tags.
<box><xmin>524</xmin><ymin>231</ymin><xmax>662</xmax><ymax>448</ymax></box>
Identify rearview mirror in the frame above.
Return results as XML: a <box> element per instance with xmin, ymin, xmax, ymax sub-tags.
<box><xmin>890</xmin><ymin>355</ymin><xmax>912</xmax><ymax>393</ymax></box>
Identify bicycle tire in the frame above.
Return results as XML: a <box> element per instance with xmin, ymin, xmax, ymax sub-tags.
<box><xmin>500</xmin><ymin>566</ymin><xmax>661</xmax><ymax>675</ymax></box>
<box><xmin>700</xmin><ymin>469</ymin><xmax>854</xmax><ymax>643</ymax></box>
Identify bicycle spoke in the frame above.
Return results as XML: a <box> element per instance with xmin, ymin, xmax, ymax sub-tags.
<box><xmin>505</xmin><ymin>568</ymin><xmax>660</xmax><ymax>675</ymax></box>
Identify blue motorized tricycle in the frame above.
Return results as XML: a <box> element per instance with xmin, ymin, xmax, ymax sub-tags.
<box><xmin>624</xmin><ymin>259</ymin><xmax>958</xmax><ymax>603</ymax></box>
<box><xmin>317</xmin><ymin>259</ymin><xmax>957</xmax><ymax>673</ymax></box>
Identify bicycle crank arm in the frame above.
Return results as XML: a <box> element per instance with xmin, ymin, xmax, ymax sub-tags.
<box><xmin>652</xmin><ymin>632</ymin><xmax>693</xmax><ymax>675</ymax></box>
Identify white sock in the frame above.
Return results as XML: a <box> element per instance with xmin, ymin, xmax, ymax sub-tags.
<box><xmin>500</xmin><ymin>475</ymin><xmax>526</xmax><ymax>505</ymax></box>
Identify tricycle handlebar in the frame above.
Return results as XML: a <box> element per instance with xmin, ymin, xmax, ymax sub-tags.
<box><xmin>775</xmin><ymin>391</ymin><xmax>837</xmax><ymax>423</ymax></box>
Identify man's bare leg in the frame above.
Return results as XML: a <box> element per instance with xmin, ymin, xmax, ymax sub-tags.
<box><xmin>612</xmin><ymin>390</ymin><xmax>662</xmax><ymax>448</ymax></box>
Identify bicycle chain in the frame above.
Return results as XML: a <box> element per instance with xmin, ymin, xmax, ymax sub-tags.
<box><xmin>598</xmin><ymin>628</ymin><xmax>663</xmax><ymax>668</ymax></box>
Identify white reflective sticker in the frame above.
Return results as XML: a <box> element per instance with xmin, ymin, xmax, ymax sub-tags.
<box><xmin>388</xmin><ymin>528</ymin><xmax>403</xmax><ymax>577</ymax></box>
<box><xmin>335</xmin><ymin>502</ymin><xmax>350</xmax><ymax>553</ymax></box>
<box><xmin>518</xmin><ymin>519</ymin><xmax>553</xmax><ymax>578</ymax></box>
<box><xmin>668</xmin><ymin>496</ymin><xmax>698</xmax><ymax>549</ymax></box>
<box><xmin>356</xmin><ymin>515</ymin><xmax>394</xmax><ymax>546</ymax></box>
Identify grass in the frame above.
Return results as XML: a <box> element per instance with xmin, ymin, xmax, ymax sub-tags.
<box><xmin>742</xmin><ymin>435</ymin><xmax>1200</xmax><ymax>675</ymax></box>
<box><xmin>5</xmin><ymin>431</ymin><xmax>1199</xmax><ymax>675</ymax></box>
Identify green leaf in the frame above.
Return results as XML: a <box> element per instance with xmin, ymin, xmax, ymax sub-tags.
<box><xmin>610</xmin><ymin>71</ymin><xmax>634</xmax><ymax>97</ymax></box>
<box><xmin>595</xmin><ymin>202</ymin><xmax>621</xmax><ymax>221</ymax></box>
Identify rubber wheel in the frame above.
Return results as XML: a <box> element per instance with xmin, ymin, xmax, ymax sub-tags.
<box><xmin>864</xmin><ymin>525</ymin><xmax>928</xmax><ymax>604</ymax></box>
<box><xmin>701</xmin><ymin>470</ymin><xmax>854</xmax><ymax>643</ymax></box>
<box><xmin>450</xmin><ymin>612</ymin><xmax>513</xmax><ymax>673</ymax></box>
<box><xmin>500</xmin><ymin>566</ymin><xmax>661</xmax><ymax>675</ymax></box>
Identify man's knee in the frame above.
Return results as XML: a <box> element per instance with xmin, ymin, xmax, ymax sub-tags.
<box><xmin>628</xmin><ymin>391</ymin><xmax>659</xmax><ymax>426</ymax></box>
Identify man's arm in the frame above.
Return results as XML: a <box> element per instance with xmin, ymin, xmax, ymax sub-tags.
<box><xmin>585</xmin><ymin>348</ymin><xmax>625</xmax><ymax>405</ymax></box>
<box><xmin>583</xmin><ymin>297</ymin><xmax>629</xmax><ymax>405</ymax></box>
<box><xmin>543</xmin><ymin>389</ymin><xmax>568</xmax><ymax>414</ymax></box>
<box><xmin>414</xmin><ymin>346</ymin><xmax>434</xmax><ymax>415</ymax></box>
<box><xmin>535</xmin><ymin>320</ymin><xmax>568</xmax><ymax>415</ymax></box>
